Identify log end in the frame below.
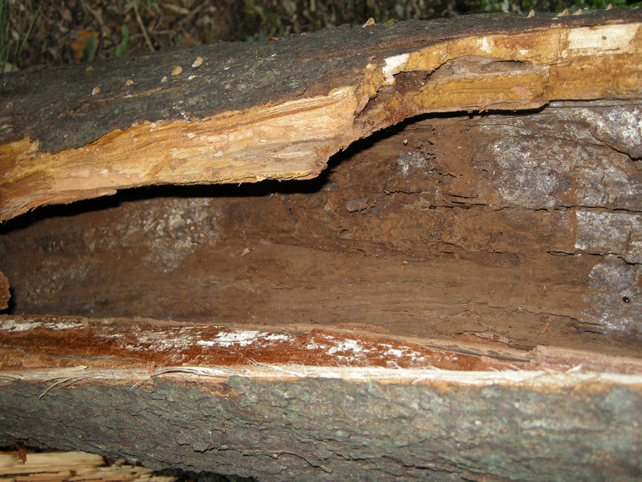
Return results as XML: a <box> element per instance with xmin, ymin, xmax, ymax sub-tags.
<box><xmin>0</xmin><ymin>271</ymin><xmax>9</xmax><ymax>312</ymax></box>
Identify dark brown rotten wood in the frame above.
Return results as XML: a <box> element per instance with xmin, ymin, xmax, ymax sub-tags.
<box><xmin>1</xmin><ymin>9</ymin><xmax>641</xmax><ymax>221</ymax></box>
<box><xmin>2</xmin><ymin>99</ymin><xmax>640</xmax><ymax>353</ymax></box>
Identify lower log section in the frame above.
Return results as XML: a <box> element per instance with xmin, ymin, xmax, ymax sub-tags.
<box><xmin>1</xmin><ymin>366</ymin><xmax>641</xmax><ymax>482</ymax></box>
<box><xmin>1</xmin><ymin>315</ymin><xmax>642</xmax><ymax>481</ymax></box>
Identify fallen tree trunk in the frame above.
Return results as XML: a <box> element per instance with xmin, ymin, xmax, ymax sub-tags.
<box><xmin>1</xmin><ymin>8</ymin><xmax>642</xmax><ymax>482</ymax></box>
<box><xmin>1</xmin><ymin>8</ymin><xmax>641</xmax><ymax>221</ymax></box>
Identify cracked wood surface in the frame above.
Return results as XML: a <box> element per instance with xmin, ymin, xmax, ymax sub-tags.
<box><xmin>1</xmin><ymin>9</ymin><xmax>642</xmax><ymax>221</ymax></box>
<box><xmin>4</xmin><ymin>314</ymin><xmax>641</xmax><ymax>373</ymax></box>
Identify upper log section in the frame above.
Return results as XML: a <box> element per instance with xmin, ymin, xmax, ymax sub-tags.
<box><xmin>1</xmin><ymin>9</ymin><xmax>642</xmax><ymax>222</ymax></box>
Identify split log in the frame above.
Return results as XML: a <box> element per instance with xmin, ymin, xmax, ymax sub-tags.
<box><xmin>1</xmin><ymin>9</ymin><xmax>641</xmax><ymax>221</ymax></box>
<box><xmin>1</xmin><ymin>8</ymin><xmax>642</xmax><ymax>482</ymax></box>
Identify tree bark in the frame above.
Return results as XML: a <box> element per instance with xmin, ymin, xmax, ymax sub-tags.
<box><xmin>1</xmin><ymin>9</ymin><xmax>641</xmax><ymax>221</ymax></box>
<box><xmin>1</xmin><ymin>315</ymin><xmax>642</xmax><ymax>482</ymax></box>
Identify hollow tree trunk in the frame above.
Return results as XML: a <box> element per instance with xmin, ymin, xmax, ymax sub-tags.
<box><xmin>1</xmin><ymin>8</ymin><xmax>642</xmax><ymax>482</ymax></box>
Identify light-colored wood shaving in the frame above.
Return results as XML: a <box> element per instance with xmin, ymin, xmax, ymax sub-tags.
<box><xmin>0</xmin><ymin>451</ymin><xmax>178</xmax><ymax>482</ymax></box>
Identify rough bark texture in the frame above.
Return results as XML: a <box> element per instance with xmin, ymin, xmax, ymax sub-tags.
<box><xmin>1</xmin><ymin>369</ymin><xmax>641</xmax><ymax>482</ymax></box>
<box><xmin>1</xmin><ymin>9</ymin><xmax>641</xmax><ymax>221</ymax></box>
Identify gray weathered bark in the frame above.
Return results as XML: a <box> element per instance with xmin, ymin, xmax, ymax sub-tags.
<box><xmin>1</xmin><ymin>366</ymin><xmax>641</xmax><ymax>482</ymax></box>
<box><xmin>1</xmin><ymin>315</ymin><xmax>642</xmax><ymax>482</ymax></box>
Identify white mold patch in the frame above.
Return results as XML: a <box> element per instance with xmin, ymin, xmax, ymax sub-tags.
<box><xmin>0</xmin><ymin>319</ymin><xmax>42</xmax><ymax>332</ymax></box>
<box><xmin>261</xmin><ymin>333</ymin><xmax>290</xmax><ymax>342</ymax></box>
<box><xmin>212</xmin><ymin>330</ymin><xmax>260</xmax><ymax>347</ymax></box>
<box><xmin>196</xmin><ymin>330</ymin><xmax>291</xmax><ymax>348</ymax></box>
<box><xmin>575</xmin><ymin>210</ymin><xmax>642</xmax><ymax>264</ymax></box>
<box><xmin>327</xmin><ymin>338</ymin><xmax>367</xmax><ymax>356</ymax></box>
<box><xmin>397</xmin><ymin>152</ymin><xmax>428</xmax><ymax>176</ymax></box>
<box><xmin>196</xmin><ymin>340</ymin><xmax>216</xmax><ymax>347</ymax></box>
<box><xmin>0</xmin><ymin>319</ymin><xmax>85</xmax><ymax>332</ymax></box>
<box><xmin>384</xmin><ymin>347</ymin><xmax>407</xmax><ymax>358</ymax></box>
<box><xmin>382</xmin><ymin>53</ymin><xmax>409</xmax><ymax>85</ymax></box>
<box><xmin>380</xmin><ymin>344</ymin><xmax>426</xmax><ymax>361</ymax></box>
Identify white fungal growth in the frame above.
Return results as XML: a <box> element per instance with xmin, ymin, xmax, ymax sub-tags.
<box><xmin>212</xmin><ymin>331</ymin><xmax>259</xmax><ymax>347</ymax></box>
<box><xmin>327</xmin><ymin>338</ymin><xmax>365</xmax><ymax>356</ymax></box>
<box><xmin>0</xmin><ymin>319</ymin><xmax>85</xmax><ymax>332</ymax></box>
<box><xmin>382</xmin><ymin>53</ymin><xmax>409</xmax><ymax>85</ymax></box>
<box><xmin>196</xmin><ymin>330</ymin><xmax>290</xmax><ymax>348</ymax></box>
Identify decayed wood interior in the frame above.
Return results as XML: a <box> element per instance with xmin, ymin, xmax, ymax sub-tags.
<box><xmin>1</xmin><ymin>9</ymin><xmax>641</xmax><ymax>362</ymax></box>
<box><xmin>2</xmin><ymin>100</ymin><xmax>641</xmax><ymax>363</ymax></box>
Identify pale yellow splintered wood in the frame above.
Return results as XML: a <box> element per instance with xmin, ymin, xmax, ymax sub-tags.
<box><xmin>0</xmin><ymin>452</ymin><xmax>178</xmax><ymax>482</ymax></box>
<box><xmin>0</xmin><ymin>452</ymin><xmax>103</xmax><ymax>475</ymax></box>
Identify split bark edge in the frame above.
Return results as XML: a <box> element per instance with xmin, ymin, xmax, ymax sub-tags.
<box><xmin>1</xmin><ymin>9</ymin><xmax>641</xmax><ymax>222</ymax></box>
